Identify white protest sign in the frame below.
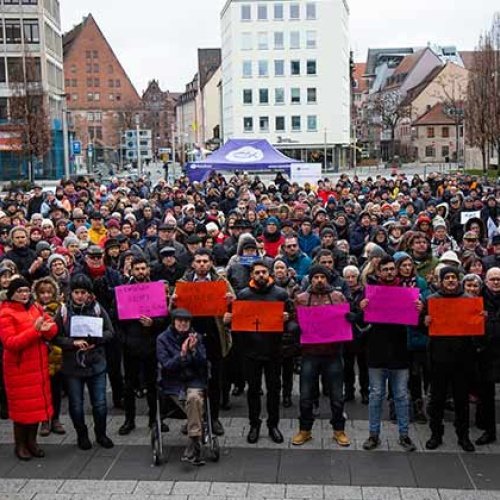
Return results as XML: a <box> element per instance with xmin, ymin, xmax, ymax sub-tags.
<box><xmin>70</xmin><ymin>316</ymin><xmax>103</xmax><ymax>338</ymax></box>
<box><xmin>290</xmin><ymin>163</ymin><xmax>323</xmax><ymax>185</ymax></box>
<box><xmin>461</xmin><ymin>211</ymin><xmax>481</xmax><ymax>225</ymax></box>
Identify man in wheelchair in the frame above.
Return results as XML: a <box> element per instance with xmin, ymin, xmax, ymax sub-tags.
<box><xmin>157</xmin><ymin>308</ymin><xmax>208</xmax><ymax>466</ymax></box>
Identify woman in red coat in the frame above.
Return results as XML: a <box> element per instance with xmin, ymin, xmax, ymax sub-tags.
<box><xmin>0</xmin><ymin>277</ymin><xmax>57</xmax><ymax>461</ymax></box>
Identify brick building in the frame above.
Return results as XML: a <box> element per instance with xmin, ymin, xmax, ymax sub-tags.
<box><xmin>63</xmin><ymin>14</ymin><xmax>141</xmax><ymax>165</ymax></box>
<box><xmin>142</xmin><ymin>80</ymin><xmax>180</xmax><ymax>159</ymax></box>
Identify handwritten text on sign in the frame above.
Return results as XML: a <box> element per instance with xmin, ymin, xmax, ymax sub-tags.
<box><xmin>115</xmin><ymin>282</ymin><xmax>168</xmax><ymax>320</ymax></box>
<box><xmin>297</xmin><ymin>304</ymin><xmax>353</xmax><ymax>344</ymax></box>
<box><xmin>175</xmin><ymin>281</ymin><xmax>228</xmax><ymax>316</ymax></box>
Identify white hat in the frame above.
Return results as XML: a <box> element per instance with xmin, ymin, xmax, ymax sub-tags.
<box><xmin>439</xmin><ymin>251</ymin><xmax>461</xmax><ymax>265</ymax></box>
<box><xmin>0</xmin><ymin>211</ymin><xmax>7</xmax><ymax>218</ymax></box>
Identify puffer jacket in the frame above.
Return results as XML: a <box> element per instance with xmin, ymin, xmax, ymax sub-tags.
<box><xmin>0</xmin><ymin>300</ymin><xmax>58</xmax><ymax>424</ymax></box>
<box><xmin>477</xmin><ymin>288</ymin><xmax>500</xmax><ymax>382</ymax></box>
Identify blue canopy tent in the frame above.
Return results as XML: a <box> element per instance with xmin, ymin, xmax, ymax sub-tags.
<box><xmin>186</xmin><ymin>139</ymin><xmax>301</xmax><ymax>182</ymax></box>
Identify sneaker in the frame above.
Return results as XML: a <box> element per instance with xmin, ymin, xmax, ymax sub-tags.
<box><xmin>181</xmin><ymin>438</ymin><xmax>196</xmax><ymax>463</ymax></box>
<box><xmin>39</xmin><ymin>421</ymin><xmax>51</xmax><ymax>437</ymax></box>
<box><xmin>333</xmin><ymin>430</ymin><xmax>351</xmax><ymax>447</ymax></box>
<box><xmin>363</xmin><ymin>435</ymin><xmax>381</xmax><ymax>451</ymax></box>
<box><xmin>292</xmin><ymin>430</ymin><xmax>312</xmax><ymax>446</ymax></box>
<box><xmin>118</xmin><ymin>420</ymin><xmax>135</xmax><ymax>436</ymax></box>
<box><xmin>475</xmin><ymin>432</ymin><xmax>497</xmax><ymax>446</ymax></box>
<box><xmin>399</xmin><ymin>435</ymin><xmax>416</xmax><ymax>452</ymax></box>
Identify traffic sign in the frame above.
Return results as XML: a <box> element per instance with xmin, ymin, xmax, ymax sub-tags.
<box><xmin>72</xmin><ymin>141</ymin><xmax>82</xmax><ymax>155</ymax></box>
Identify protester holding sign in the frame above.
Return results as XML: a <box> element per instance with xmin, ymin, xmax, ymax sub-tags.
<box><xmin>360</xmin><ymin>255</ymin><xmax>420</xmax><ymax>452</ymax></box>
<box><xmin>293</xmin><ymin>265</ymin><xmax>350</xmax><ymax>447</ymax></box>
<box><xmin>231</xmin><ymin>260</ymin><xmax>290</xmax><ymax>445</ymax></box>
<box><xmin>117</xmin><ymin>257</ymin><xmax>167</xmax><ymax>436</ymax></box>
<box><xmin>54</xmin><ymin>274</ymin><xmax>115</xmax><ymax>451</ymax></box>
<box><xmin>172</xmin><ymin>248</ymin><xmax>234</xmax><ymax>437</ymax></box>
<box><xmin>423</xmin><ymin>267</ymin><xmax>477</xmax><ymax>452</ymax></box>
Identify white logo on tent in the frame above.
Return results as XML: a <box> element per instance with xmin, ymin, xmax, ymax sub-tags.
<box><xmin>225</xmin><ymin>146</ymin><xmax>264</xmax><ymax>163</ymax></box>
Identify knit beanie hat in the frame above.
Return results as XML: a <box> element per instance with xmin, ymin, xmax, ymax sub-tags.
<box><xmin>265</xmin><ymin>216</ymin><xmax>281</xmax><ymax>228</ymax></box>
<box><xmin>70</xmin><ymin>273</ymin><xmax>94</xmax><ymax>293</ymax></box>
<box><xmin>308</xmin><ymin>265</ymin><xmax>331</xmax><ymax>282</ymax></box>
<box><xmin>48</xmin><ymin>253</ymin><xmax>67</xmax><ymax>269</ymax></box>
<box><xmin>393</xmin><ymin>251</ymin><xmax>412</xmax><ymax>265</ymax></box>
<box><xmin>439</xmin><ymin>266</ymin><xmax>460</xmax><ymax>282</ymax></box>
<box><xmin>6</xmin><ymin>277</ymin><xmax>31</xmax><ymax>300</ymax></box>
<box><xmin>36</xmin><ymin>241</ymin><xmax>51</xmax><ymax>254</ymax></box>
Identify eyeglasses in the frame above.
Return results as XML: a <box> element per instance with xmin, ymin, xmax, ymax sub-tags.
<box><xmin>286</xmin><ymin>244</ymin><xmax>298</xmax><ymax>248</ymax></box>
<box><xmin>88</xmin><ymin>255</ymin><xmax>103</xmax><ymax>260</ymax></box>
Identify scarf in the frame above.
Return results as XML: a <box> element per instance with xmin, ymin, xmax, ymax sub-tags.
<box><xmin>87</xmin><ymin>264</ymin><xmax>106</xmax><ymax>279</ymax></box>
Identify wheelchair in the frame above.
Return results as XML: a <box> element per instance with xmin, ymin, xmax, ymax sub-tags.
<box><xmin>151</xmin><ymin>363</ymin><xmax>220</xmax><ymax>466</ymax></box>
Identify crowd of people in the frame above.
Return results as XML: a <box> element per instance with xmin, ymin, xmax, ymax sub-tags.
<box><xmin>0</xmin><ymin>169</ymin><xmax>499</xmax><ymax>465</ymax></box>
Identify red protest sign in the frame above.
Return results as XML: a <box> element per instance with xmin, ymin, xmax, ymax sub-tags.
<box><xmin>175</xmin><ymin>281</ymin><xmax>228</xmax><ymax>317</ymax></box>
<box><xmin>428</xmin><ymin>297</ymin><xmax>485</xmax><ymax>337</ymax></box>
<box><xmin>231</xmin><ymin>301</ymin><xmax>284</xmax><ymax>333</ymax></box>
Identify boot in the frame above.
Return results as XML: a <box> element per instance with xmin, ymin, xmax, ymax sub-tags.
<box><xmin>76</xmin><ymin>426</ymin><xmax>92</xmax><ymax>451</ymax></box>
<box><xmin>39</xmin><ymin>421</ymin><xmax>51</xmax><ymax>437</ymax></box>
<box><xmin>26</xmin><ymin>424</ymin><xmax>45</xmax><ymax>458</ymax></box>
<box><xmin>13</xmin><ymin>423</ymin><xmax>31</xmax><ymax>461</ymax></box>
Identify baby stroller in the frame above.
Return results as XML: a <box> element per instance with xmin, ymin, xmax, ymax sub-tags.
<box><xmin>151</xmin><ymin>361</ymin><xmax>220</xmax><ymax>466</ymax></box>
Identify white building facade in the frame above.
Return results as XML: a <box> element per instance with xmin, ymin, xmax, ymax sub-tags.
<box><xmin>221</xmin><ymin>0</ymin><xmax>350</xmax><ymax>168</ymax></box>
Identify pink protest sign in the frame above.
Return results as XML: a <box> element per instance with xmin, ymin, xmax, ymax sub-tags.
<box><xmin>364</xmin><ymin>285</ymin><xmax>420</xmax><ymax>326</ymax></box>
<box><xmin>115</xmin><ymin>282</ymin><xmax>168</xmax><ymax>320</ymax></box>
<box><xmin>297</xmin><ymin>304</ymin><xmax>353</xmax><ymax>344</ymax></box>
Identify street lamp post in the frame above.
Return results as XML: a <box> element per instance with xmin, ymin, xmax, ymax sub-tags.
<box><xmin>135</xmin><ymin>114</ymin><xmax>142</xmax><ymax>175</ymax></box>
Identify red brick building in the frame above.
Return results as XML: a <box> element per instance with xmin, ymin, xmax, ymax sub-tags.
<box><xmin>63</xmin><ymin>14</ymin><xmax>141</xmax><ymax>164</ymax></box>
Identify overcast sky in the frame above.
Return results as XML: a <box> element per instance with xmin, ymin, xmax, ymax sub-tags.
<box><xmin>60</xmin><ymin>0</ymin><xmax>498</xmax><ymax>95</ymax></box>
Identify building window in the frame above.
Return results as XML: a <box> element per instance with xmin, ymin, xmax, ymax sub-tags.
<box><xmin>275</xmin><ymin>116</ymin><xmax>285</xmax><ymax>131</ymax></box>
<box><xmin>93</xmin><ymin>50</ymin><xmax>98</xmax><ymax>58</ymax></box>
<box><xmin>72</xmin><ymin>94</ymin><xmax>78</xmax><ymax>101</ymax></box>
<box><xmin>290</xmin><ymin>31</ymin><xmax>300</xmax><ymax>49</ymax></box>
<box><xmin>87</xmin><ymin>112</ymin><xmax>94</xmax><ymax>122</ymax></box>
<box><xmin>243</xmin><ymin>89</ymin><xmax>253</xmax><ymax>104</ymax></box>
<box><xmin>427</xmin><ymin>127</ymin><xmax>435</xmax><ymax>138</ymax></box>
<box><xmin>307</xmin><ymin>87</ymin><xmax>317</xmax><ymax>103</ymax></box>
<box><xmin>257</xmin><ymin>32</ymin><xmax>268</xmax><ymax>50</ymax></box>
<box><xmin>243</xmin><ymin>117</ymin><xmax>253</xmax><ymax>132</ymax></box>
<box><xmin>306</xmin><ymin>31</ymin><xmax>317</xmax><ymax>49</ymax></box>
<box><xmin>109</xmin><ymin>93</ymin><xmax>114</xmax><ymax>100</ymax></box>
<box><xmin>275</xmin><ymin>88</ymin><xmax>285</xmax><ymax>104</ymax></box>
<box><xmin>241</xmin><ymin>4</ymin><xmax>251</xmax><ymax>21</ymax></box>
<box><xmin>259</xmin><ymin>88</ymin><xmax>269</xmax><ymax>104</ymax></box>
<box><xmin>307</xmin><ymin>60</ymin><xmax>317</xmax><ymax>75</ymax></box>
<box><xmin>442</xmin><ymin>145</ymin><xmax>450</xmax><ymax>158</ymax></box>
<box><xmin>0</xmin><ymin>98</ymin><xmax>8</xmax><ymax>120</ymax></box>
<box><xmin>291</xmin><ymin>115</ymin><xmax>301</xmax><ymax>131</ymax></box>
<box><xmin>291</xmin><ymin>88</ymin><xmax>301</xmax><ymax>104</ymax></box>
<box><xmin>274</xmin><ymin>3</ymin><xmax>284</xmax><ymax>20</ymax></box>
<box><xmin>274</xmin><ymin>60</ymin><xmax>285</xmax><ymax>76</ymax></box>
<box><xmin>242</xmin><ymin>61</ymin><xmax>252</xmax><ymax>77</ymax></box>
<box><xmin>94</xmin><ymin>92</ymin><xmax>100</xmax><ymax>101</ymax></box>
<box><xmin>87</xmin><ymin>77</ymin><xmax>93</xmax><ymax>87</ymax></box>
<box><xmin>87</xmin><ymin>92</ymin><xmax>94</xmax><ymax>101</ymax></box>
<box><xmin>94</xmin><ymin>78</ymin><xmax>100</xmax><ymax>87</ymax></box>
<box><xmin>94</xmin><ymin>64</ymin><xmax>99</xmax><ymax>73</ymax></box>
<box><xmin>0</xmin><ymin>58</ymin><xmax>5</xmax><ymax>83</ymax></box>
<box><xmin>274</xmin><ymin>32</ymin><xmax>284</xmax><ymax>50</ymax></box>
<box><xmin>109</xmin><ymin>79</ymin><xmax>114</xmax><ymax>87</ymax></box>
<box><xmin>307</xmin><ymin>115</ymin><xmax>317</xmax><ymax>131</ymax></box>
<box><xmin>425</xmin><ymin>145</ymin><xmax>435</xmax><ymax>157</ymax></box>
<box><xmin>290</xmin><ymin>3</ymin><xmax>300</xmax><ymax>20</ymax></box>
<box><xmin>86</xmin><ymin>64</ymin><xmax>92</xmax><ymax>73</ymax></box>
<box><xmin>72</xmin><ymin>79</ymin><xmax>77</xmax><ymax>87</ymax></box>
<box><xmin>86</xmin><ymin>50</ymin><xmax>92</xmax><ymax>59</ymax></box>
<box><xmin>115</xmin><ymin>80</ymin><xmax>121</xmax><ymax>87</ymax></box>
<box><xmin>7</xmin><ymin>57</ymin><xmax>23</xmax><ymax>82</ymax></box>
<box><xmin>306</xmin><ymin>2</ymin><xmax>317</xmax><ymax>20</ymax></box>
<box><xmin>5</xmin><ymin>19</ymin><xmax>22</xmax><ymax>44</ymax></box>
<box><xmin>442</xmin><ymin>126</ymin><xmax>450</xmax><ymax>138</ymax></box>
<box><xmin>95</xmin><ymin>112</ymin><xmax>102</xmax><ymax>122</ymax></box>
<box><xmin>257</xmin><ymin>4</ymin><xmax>267</xmax><ymax>20</ymax></box>
<box><xmin>259</xmin><ymin>116</ymin><xmax>269</xmax><ymax>131</ymax></box>
<box><xmin>23</xmin><ymin>19</ymin><xmax>39</xmax><ymax>43</ymax></box>
<box><xmin>241</xmin><ymin>32</ymin><xmax>252</xmax><ymax>50</ymax></box>
<box><xmin>291</xmin><ymin>60</ymin><xmax>301</xmax><ymax>76</ymax></box>
<box><xmin>258</xmin><ymin>60</ymin><xmax>268</xmax><ymax>77</ymax></box>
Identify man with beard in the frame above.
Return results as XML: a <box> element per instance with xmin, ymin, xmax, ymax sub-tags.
<box><xmin>423</xmin><ymin>266</ymin><xmax>476</xmax><ymax>452</ymax></box>
<box><xmin>233</xmin><ymin>261</ymin><xmax>290</xmax><ymax>444</ymax></box>
<box><xmin>408</xmin><ymin>232</ymin><xmax>438</xmax><ymax>284</ymax></box>
<box><xmin>151</xmin><ymin>246</ymin><xmax>186</xmax><ymax>291</ymax></box>
<box><xmin>292</xmin><ymin>266</ymin><xmax>350</xmax><ymax>447</ymax></box>
<box><xmin>475</xmin><ymin>267</ymin><xmax>500</xmax><ymax>446</ymax></box>
<box><xmin>118</xmin><ymin>257</ymin><xmax>167</xmax><ymax>435</ymax></box>
<box><xmin>360</xmin><ymin>255</ymin><xmax>418</xmax><ymax>452</ymax></box>
<box><xmin>145</xmin><ymin>222</ymin><xmax>187</xmax><ymax>267</ymax></box>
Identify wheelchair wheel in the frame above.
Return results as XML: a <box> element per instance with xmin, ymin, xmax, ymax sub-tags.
<box><xmin>151</xmin><ymin>424</ymin><xmax>164</xmax><ymax>466</ymax></box>
<box><xmin>210</xmin><ymin>436</ymin><xmax>220</xmax><ymax>462</ymax></box>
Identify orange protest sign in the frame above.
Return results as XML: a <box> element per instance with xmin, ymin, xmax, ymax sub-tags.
<box><xmin>232</xmin><ymin>301</ymin><xmax>284</xmax><ymax>333</ymax></box>
<box><xmin>428</xmin><ymin>297</ymin><xmax>485</xmax><ymax>337</ymax></box>
<box><xmin>175</xmin><ymin>281</ymin><xmax>228</xmax><ymax>317</ymax></box>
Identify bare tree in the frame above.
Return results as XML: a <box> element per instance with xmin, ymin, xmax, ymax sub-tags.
<box><xmin>367</xmin><ymin>90</ymin><xmax>409</xmax><ymax>161</ymax></box>
<box><xmin>9</xmin><ymin>54</ymin><xmax>51</xmax><ymax>180</ymax></box>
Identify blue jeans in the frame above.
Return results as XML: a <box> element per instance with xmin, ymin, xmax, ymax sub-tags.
<box><xmin>66</xmin><ymin>371</ymin><xmax>108</xmax><ymax>437</ymax></box>
<box><xmin>368</xmin><ymin>368</ymin><xmax>409</xmax><ymax>436</ymax></box>
<box><xmin>299</xmin><ymin>355</ymin><xmax>345</xmax><ymax>431</ymax></box>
